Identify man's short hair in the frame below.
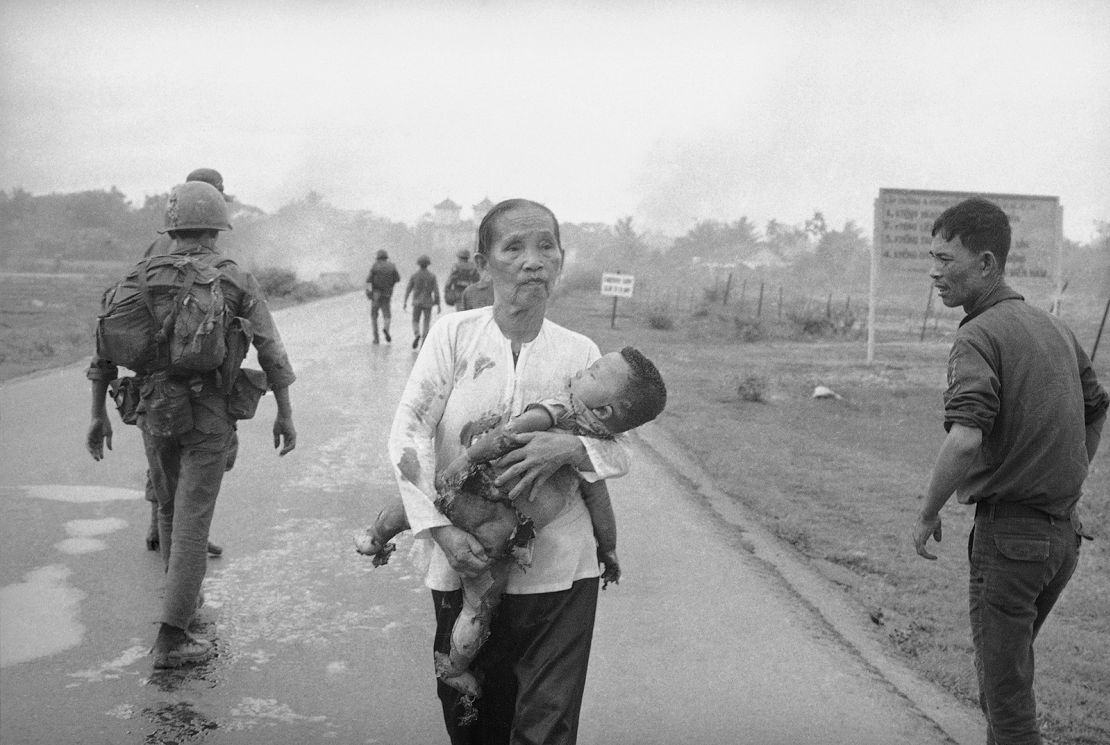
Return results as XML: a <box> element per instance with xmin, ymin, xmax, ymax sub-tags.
<box><xmin>931</xmin><ymin>197</ymin><xmax>1011</xmax><ymax>270</ymax></box>
<box><xmin>417</xmin><ymin>254</ymin><xmax>431</xmax><ymax>267</ymax></box>
<box><xmin>476</xmin><ymin>199</ymin><xmax>562</xmax><ymax>256</ymax></box>
<box><xmin>609</xmin><ymin>346</ymin><xmax>667</xmax><ymax>433</ymax></box>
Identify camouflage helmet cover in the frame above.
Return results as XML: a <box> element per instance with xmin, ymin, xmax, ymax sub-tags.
<box><xmin>160</xmin><ymin>181</ymin><xmax>232</xmax><ymax>234</ymax></box>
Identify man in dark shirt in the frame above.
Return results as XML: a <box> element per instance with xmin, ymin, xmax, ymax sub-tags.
<box><xmin>912</xmin><ymin>197</ymin><xmax>1107</xmax><ymax>745</ymax></box>
<box><xmin>366</xmin><ymin>249</ymin><xmax>402</xmax><ymax>344</ymax></box>
<box><xmin>402</xmin><ymin>254</ymin><xmax>440</xmax><ymax>350</ymax></box>
<box><xmin>459</xmin><ymin>272</ymin><xmax>493</xmax><ymax>310</ymax></box>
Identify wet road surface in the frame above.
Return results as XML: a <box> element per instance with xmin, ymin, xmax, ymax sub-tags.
<box><xmin>1</xmin><ymin>292</ymin><xmax>983</xmax><ymax>744</ymax></box>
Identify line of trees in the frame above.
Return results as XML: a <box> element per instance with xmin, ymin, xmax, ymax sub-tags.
<box><xmin>2</xmin><ymin>187</ymin><xmax>1105</xmax><ymax>298</ymax></box>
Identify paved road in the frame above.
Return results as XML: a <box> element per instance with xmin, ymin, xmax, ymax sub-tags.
<box><xmin>1</xmin><ymin>292</ymin><xmax>984</xmax><ymax>744</ymax></box>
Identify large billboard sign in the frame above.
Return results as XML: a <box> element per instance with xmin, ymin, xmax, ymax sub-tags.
<box><xmin>873</xmin><ymin>188</ymin><xmax>1062</xmax><ymax>278</ymax></box>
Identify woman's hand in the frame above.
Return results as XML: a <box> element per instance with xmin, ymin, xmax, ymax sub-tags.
<box><xmin>492</xmin><ymin>432</ymin><xmax>587</xmax><ymax>502</ymax></box>
<box><xmin>431</xmin><ymin>525</ymin><xmax>490</xmax><ymax>578</ymax></box>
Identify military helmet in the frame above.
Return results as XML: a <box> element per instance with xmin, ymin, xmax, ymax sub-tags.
<box><xmin>160</xmin><ymin>181</ymin><xmax>231</xmax><ymax>234</ymax></box>
<box><xmin>185</xmin><ymin>167</ymin><xmax>224</xmax><ymax>193</ymax></box>
<box><xmin>456</xmin><ymin>248</ymin><xmax>470</xmax><ymax>259</ymax></box>
<box><xmin>417</xmin><ymin>254</ymin><xmax>431</xmax><ymax>267</ymax></box>
<box><xmin>376</xmin><ymin>249</ymin><xmax>389</xmax><ymax>260</ymax></box>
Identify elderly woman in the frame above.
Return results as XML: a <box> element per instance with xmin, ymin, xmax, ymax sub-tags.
<box><xmin>387</xmin><ymin>198</ymin><xmax>630</xmax><ymax>744</ymax></box>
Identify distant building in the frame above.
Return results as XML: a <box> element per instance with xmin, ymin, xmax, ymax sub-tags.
<box><xmin>472</xmin><ymin>197</ymin><xmax>494</xmax><ymax>225</ymax></box>
<box><xmin>427</xmin><ymin>196</ymin><xmax>494</xmax><ymax>257</ymax></box>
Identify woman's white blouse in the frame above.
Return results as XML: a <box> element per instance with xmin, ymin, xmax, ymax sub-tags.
<box><xmin>387</xmin><ymin>307</ymin><xmax>631</xmax><ymax>593</ymax></box>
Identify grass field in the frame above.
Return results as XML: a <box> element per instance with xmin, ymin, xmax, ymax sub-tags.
<box><xmin>547</xmin><ymin>287</ymin><xmax>1109</xmax><ymax>745</ymax></box>
<box><xmin>4</xmin><ymin>271</ymin><xmax>1108</xmax><ymax>743</ymax></box>
<box><xmin>0</xmin><ymin>271</ymin><xmax>114</xmax><ymax>381</ymax></box>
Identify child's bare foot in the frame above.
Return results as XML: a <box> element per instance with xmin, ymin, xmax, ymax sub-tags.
<box><xmin>435</xmin><ymin>651</ymin><xmax>481</xmax><ymax>698</ymax></box>
<box><xmin>354</xmin><ymin>529</ymin><xmax>395</xmax><ymax>566</ymax></box>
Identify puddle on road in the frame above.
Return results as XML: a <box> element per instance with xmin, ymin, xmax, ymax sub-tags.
<box><xmin>20</xmin><ymin>484</ymin><xmax>144</xmax><ymax>503</ymax></box>
<box><xmin>67</xmin><ymin>642</ymin><xmax>149</xmax><ymax>685</ymax></box>
<box><xmin>0</xmin><ymin>564</ymin><xmax>85</xmax><ymax>667</ymax></box>
<box><xmin>56</xmin><ymin>516</ymin><xmax>129</xmax><ymax>555</ymax></box>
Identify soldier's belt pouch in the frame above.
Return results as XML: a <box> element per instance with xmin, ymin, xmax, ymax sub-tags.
<box><xmin>109</xmin><ymin>377</ymin><xmax>141</xmax><ymax>425</ymax></box>
<box><xmin>139</xmin><ymin>371</ymin><xmax>193</xmax><ymax>437</ymax></box>
<box><xmin>228</xmin><ymin>367</ymin><xmax>268</xmax><ymax>420</ymax></box>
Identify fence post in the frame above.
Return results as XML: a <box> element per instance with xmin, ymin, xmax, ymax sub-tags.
<box><xmin>1092</xmin><ymin>294</ymin><xmax>1110</xmax><ymax>361</ymax></box>
<box><xmin>826</xmin><ymin>292</ymin><xmax>833</xmax><ymax>318</ymax></box>
<box><xmin>739</xmin><ymin>280</ymin><xmax>748</xmax><ymax>312</ymax></box>
<box><xmin>757</xmin><ymin>282</ymin><xmax>765</xmax><ymax>318</ymax></box>
<box><xmin>722</xmin><ymin>272</ymin><xmax>733</xmax><ymax>305</ymax></box>
<box><xmin>778</xmin><ymin>286</ymin><xmax>783</xmax><ymax>322</ymax></box>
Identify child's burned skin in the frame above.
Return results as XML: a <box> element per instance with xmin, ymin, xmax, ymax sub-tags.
<box><xmin>458</xmin><ymin>413</ymin><xmax>503</xmax><ymax>448</ymax></box>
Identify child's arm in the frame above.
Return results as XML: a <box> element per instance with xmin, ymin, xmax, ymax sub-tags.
<box><xmin>466</xmin><ymin>406</ymin><xmax>558</xmax><ymax>462</ymax></box>
<box><xmin>580</xmin><ymin>479</ymin><xmax>620</xmax><ymax>588</ymax></box>
<box><xmin>438</xmin><ymin>406</ymin><xmax>561</xmax><ymax>492</ymax></box>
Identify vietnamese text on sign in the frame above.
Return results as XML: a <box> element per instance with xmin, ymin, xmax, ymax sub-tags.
<box><xmin>600</xmin><ymin>273</ymin><xmax>635</xmax><ymax>298</ymax></box>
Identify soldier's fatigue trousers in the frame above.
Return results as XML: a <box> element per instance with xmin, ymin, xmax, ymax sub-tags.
<box><xmin>969</xmin><ymin>503</ymin><xmax>1081</xmax><ymax>745</ymax></box>
<box><xmin>143</xmin><ymin>421</ymin><xmax>233</xmax><ymax>629</ymax></box>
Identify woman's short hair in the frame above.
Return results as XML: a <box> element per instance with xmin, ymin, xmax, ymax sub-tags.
<box><xmin>476</xmin><ymin>199</ymin><xmax>561</xmax><ymax>256</ymax></box>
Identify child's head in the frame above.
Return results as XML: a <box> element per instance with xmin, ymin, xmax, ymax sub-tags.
<box><xmin>570</xmin><ymin>346</ymin><xmax>667</xmax><ymax>434</ymax></box>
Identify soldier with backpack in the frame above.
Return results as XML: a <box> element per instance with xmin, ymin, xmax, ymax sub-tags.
<box><xmin>365</xmin><ymin>248</ymin><xmax>401</xmax><ymax>344</ymax></box>
<box><xmin>142</xmin><ymin>168</ymin><xmax>230</xmax><ymax>557</ymax></box>
<box><xmin>443</xmin><ymin>248</ymin><xmax>481</xmax><ymax>308</ymax></box>
<box><xmin>86</xmin><ymin>180</ymin><xmax>299</xmax><ymax>670</ymax></box>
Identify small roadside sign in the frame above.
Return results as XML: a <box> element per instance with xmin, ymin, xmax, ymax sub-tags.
<box><xmin>600</xmin><ymin>272</ymin><xmax>634</xmax><ymax>329</ymax></box>
<box><xmin>600</xmin><ymin>273</ymin><xmax>635</xmax><ymax>298</ymax></box>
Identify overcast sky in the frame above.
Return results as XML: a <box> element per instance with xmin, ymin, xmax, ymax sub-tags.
<box><xmin>2</xmin><ymin>0</ymin><xmax>1108</xmax><ymax>242</ymax></box>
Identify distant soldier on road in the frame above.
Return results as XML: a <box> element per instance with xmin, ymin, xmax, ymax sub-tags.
<box><xmin>911</xmin><ymin>197</ymin><xmax>1107</xmax><ymax>745</ymax></box>
<box><xmin>443</xmin><ymin>248</ymin><xmax>481</xmax><ymax>308</ymax></box>
<box><xmin>459</xmin><ymin>268</ymin><xmax>494</xmax><ymax>310</ymax></box>
<box><xmin>366</xmin><ymin>249</ymin><xmax>401</xmax><ymax>344</ymax></box>
<box><xmin>402</xmin><ymin>254</ymin><xmax>440</xmax><ymax>350</ymax></box>
<box><xmin>87</xmin><ymin>181</ymin><xmax>299</xmax><ymax>670</ymax></box>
